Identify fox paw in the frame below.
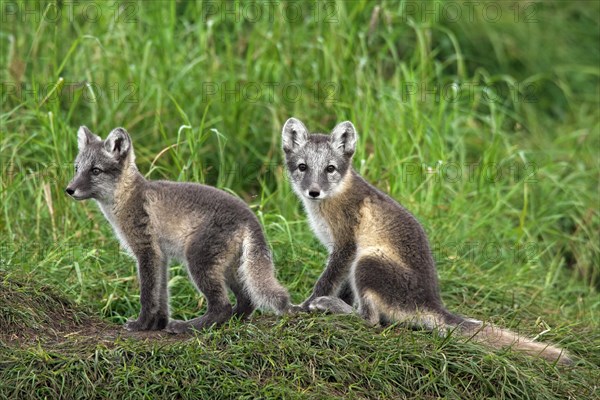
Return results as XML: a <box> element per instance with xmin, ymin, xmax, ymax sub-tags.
<box><xmin>165</xmin><ymin>310</ymin><xmax>232</xmax><ymax>334</ymax></box>
<box><xmin>288</xmin><ymin>304</ymin><xmax>308</xmax><ymax>313</ymax></box>
<box><xmin>164</xmin><ymin>319</ymin><xmax>192</xmax><ymax>334</ymax></box>
<box><xmin>309</xmin><ymin>296</ymin><xmax>354</xmax><ymax>314</ymax></box>
<box><xmin>123</xmin><ymin>314</ymin><xmax>168</xmax><ymax>331</ymax></box>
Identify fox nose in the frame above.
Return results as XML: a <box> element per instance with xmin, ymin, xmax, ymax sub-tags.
<box><xmin>65</xmin><ymin>188</ymin><xmax>75</xmax><ymax>196</ymax></box>
<box><xmin>308</xmin><ymin>190</ymin><xmax>320</xmax><ymax>198</ymax></box>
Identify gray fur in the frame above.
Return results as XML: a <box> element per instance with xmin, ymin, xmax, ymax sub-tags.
<box><xmin>67</xmin><ymin>126</ymin><xmax>290</xmax><ymax>333</ymax></box>
<box><xmin>282</xmin><ymin>117</ymin><xmax>572</xmax><ymax>365</ymax></box>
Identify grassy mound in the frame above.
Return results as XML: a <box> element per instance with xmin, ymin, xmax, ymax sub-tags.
<box><xmin>0</xmin><ymin>273</ymin><xmax>596</xmax><ymax>399</ymax></box>
<box><xmin>0</xmin><ymin>273</ymin><xmax>105</xmax><ymax>344</ymax></box>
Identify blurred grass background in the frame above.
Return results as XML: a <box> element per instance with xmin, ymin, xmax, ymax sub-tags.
<box><xmin>1</xmin><ymin>0</ymin><xmax>599</xmax><ymax>398</ymax></box>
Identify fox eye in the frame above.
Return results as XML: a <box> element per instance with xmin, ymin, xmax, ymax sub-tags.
<box><xmin>326</xmin><ymin>165</ymin><xmax>336</xmax><ymax>173</ymax></box>
<box><xmin>298</xmin><ymin>163</ymin><xmax>307</xmax><ymax>172</ymax></box>
<box><xmin>91</xmin><ymin>168</ymin><xmax>102</xmax><ymax>176</ymax></box>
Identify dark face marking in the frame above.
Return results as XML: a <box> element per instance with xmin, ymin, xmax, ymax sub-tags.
<box><xmin>66</xmin><ymin>141</ymin><xmax>125</xmax><ymax>201</ymax></box>
<box><xmin>285</xmin><ymin>134</ymin><xmax>352</xmax><ymax>200</ymax></box>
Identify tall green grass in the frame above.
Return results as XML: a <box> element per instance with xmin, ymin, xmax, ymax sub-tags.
<box><xmin>1</xmin><ymin>0</ymin><xmax>599</xmax><ymax>398</ymax></box>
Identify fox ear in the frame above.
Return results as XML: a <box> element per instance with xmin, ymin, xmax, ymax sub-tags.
<box><xmin>77</xmin><ymin>126</ymin><xmax>100</xmax><ymax>150</ymax></box>
<box><xmin>330</xmin><ymin>121</ymin><xmax>357</xmax><ymax>157</ymax></box>
<box><xmin>104</xmin><ymin>127</ymin><xmax>131</xmax><ymax>159</ymax></box>
<box><xmin>282</xmin><ymin>117</ymin><xmax>309</xmax><ymax>153</ymax></box>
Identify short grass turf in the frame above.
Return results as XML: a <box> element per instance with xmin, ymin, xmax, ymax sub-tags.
<box><xmin>1</xmin><ymin>0</ymin><xmax>599</xmax><ymax>399</ymax></box>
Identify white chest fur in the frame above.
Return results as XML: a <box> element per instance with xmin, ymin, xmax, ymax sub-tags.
<box><xmin>96</xmin><ymin>200</ymin><xmax>132</xmax><ymax>254</ymax></box>
<box><xmin>302</xmin><ymin>199</ymin><xmax>335</xmax><ymax>251</ymax></box>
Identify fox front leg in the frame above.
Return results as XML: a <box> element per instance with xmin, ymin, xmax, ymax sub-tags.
<box><xmin>124</xmin><ymin>249</ymin><xmax>169</xmax><ymax>331</ymax></box>
<box><xmin>301</xmin><ymin>244</ymin><xmax>355</xmax><ymax>311</ymax></box>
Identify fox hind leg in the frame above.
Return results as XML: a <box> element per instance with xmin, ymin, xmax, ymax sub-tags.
<box><xmin>337</xmin><ymin>279</ymin><xmax>355</xmax><ymax>306</ymax></box>
<box><xmin>351</xmin><ymin>255</ymin><xmax>405</xmax><ymax>327</ymax></box>
<box><xmin>356</xmin><ymin>292</ymin><xmax>380</xmax><ymax>326</ymax></box>
<box><xmin>166</xmin><ymin>232</ymin><xmax>235</xmax><ymax>334</ymax></box>
<box><xmin>229</xmin><ymin>274</ymin><xmax>255</xmax><ymax>319</ymax></box>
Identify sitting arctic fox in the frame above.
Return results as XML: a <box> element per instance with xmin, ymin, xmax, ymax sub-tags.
<box><xmin>281</xmin><ymin>117</ymin><xmax>571</xmax><ymax>365</ymax></box>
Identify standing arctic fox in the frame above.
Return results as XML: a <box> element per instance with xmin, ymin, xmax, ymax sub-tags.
<box><xmin>66</xmin><ymin>126</ymin><xmax>290</xmax><ymax>333</ymax></box>
<box><xmin>282</xmin><ymin>117</ymin><xmax>571</xmax><ymax>365</ymax></box>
